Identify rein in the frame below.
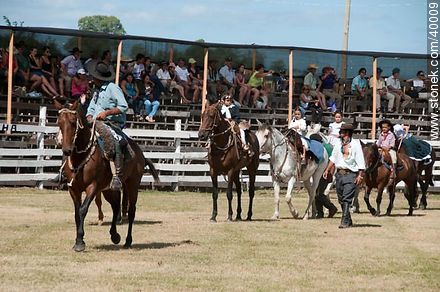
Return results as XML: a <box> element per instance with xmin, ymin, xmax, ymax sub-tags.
<box><xmin>365</xmin><ymin>148</ymin><xmax>381</xmax><ymax>175</ymax></box>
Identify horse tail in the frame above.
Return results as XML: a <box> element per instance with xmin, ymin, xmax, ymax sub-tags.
<box><xmin>144</xmin><ymin>157</ymin><xmax>160</xmax><ymax>183</ymax></box>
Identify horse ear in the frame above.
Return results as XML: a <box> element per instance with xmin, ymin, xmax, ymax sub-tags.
<box><xmin>70</xmin><ymin>99</ymin><xmax>80</xmax><ymax>111</ymax></box>
<box><xmin>53</xmin><ymin>98</ymin><xmax>63</xmax><ymax>110</ymax></box>
<box><xmin>256</xmin><ymin>119</ymin><xmax>262</xmax><ymax>126</ymax></box>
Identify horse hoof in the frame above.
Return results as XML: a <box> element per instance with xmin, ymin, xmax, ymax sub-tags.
<box><xmin>210</xmin><ymin>218</ymin><xmax>217</xmax><ymax>223</ymax></box>
<box><xmin>235</xmin><ymin>216</ymin><xmax>242</xmax><ymax>221</ymax></box>
<box><xmin>386</xmin><ymin>211</ymin><xmax>391</xmax><ymax>216</ymax></box>
<box><xmin>226</xmin><ymin>218</ymin><xmax>233</xmax><ymax>222</ymax></box>
<box><xmin>73</xmin><ymin>243</ymin><xmax>85</xmax><ymax>252</ymax></box>
<box><xmin>111</xmin><ymin>233</ymin><xmax>121</xmax><ymax>244</ymax></box>
<box><xmin>369</xmin><ymin>209</ymin><xmax>376</xmax><ymax>216</ymax></box>
<box><xmin>123</xmin><ymin>243</ymin><xmax>132</xmax><ymax>249</ymax></box>
<box><xmin>97</xmin><ymin>220</ymin><xmax>103</xmax><ymax>226</ymax></box>
<box><xmin>270</xmin><ymin>215</ymin><xmax>280</xmax><ymax>220</ymax></box>
<box><xmin>374</xmin><ymin>211</ymin><xmax>380</xmax><ymax>217</ymax></box>
<box><xmin>245</xmin><ymin>217</ymin><xmax>252</xmax><ymax>221</ymax></box>
<box><xmin>420</xmin><ymin>204</ymin><xmax>426</xmax><ymax>210</ymax></box>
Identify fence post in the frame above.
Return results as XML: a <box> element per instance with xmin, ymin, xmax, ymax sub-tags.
<box><xmin>173</xmin><ymin>119</ymin><xmax>182</xmax><ymax>192</ymax></box>
<box><xmin>37</xmin><ymin>106</ymin><xmax>47</xmax><ymax>189</ymax></box>
<box><xmin>7</xmin><ymin>31</ymin><xmax>14</xmax><ymax>126</ymax></box>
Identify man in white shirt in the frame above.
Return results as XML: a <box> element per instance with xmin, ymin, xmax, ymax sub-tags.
<box><xmin>175</xmin><ymin>58</ymin><xmax>192</xmax><ymax>99</ymax></box>
<box><xmin>323</xmin><ymin>123</ymin><xmax>365</xmax><ymax>228</ymax></box>
<box><xmin>369</xmin><ymin>67</ymin><xmax>395</xmax><ymax>113</ymax></box>
<box><xmin>218</xmin><ymin>57</ymin><xmax>236</xmax><ymax>95</ymax></box>
<box><xmin>386</xmin><ymin>67</ymin><xmax>412</xmax><ymax>113</ymax></box>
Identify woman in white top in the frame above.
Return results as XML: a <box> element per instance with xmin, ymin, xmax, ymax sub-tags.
<box><xmin>328</xmin><ymin>110</ymin><xmax>345</xmax><ymax>146</ymax></box>
<box><xmin>288</xmin><ymin>108</ymin><xmax>308</xmax><ymax>159</ymax></box>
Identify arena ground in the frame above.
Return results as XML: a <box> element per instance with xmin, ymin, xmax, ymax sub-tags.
<box><xmin>0</xmin><ymin>187</ymin><xmax>439</xmax><ymax>291</ymax></box>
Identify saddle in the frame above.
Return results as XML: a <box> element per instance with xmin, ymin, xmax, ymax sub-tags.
<box><xmin>379</xmin><ymin>149</ymin><xmax>404</xmax><ymax>172</ymax></box>
<box><xmin>284</xmin><ymin>128</ymin><xmax>315</xmax><ymax>162</ymax></box>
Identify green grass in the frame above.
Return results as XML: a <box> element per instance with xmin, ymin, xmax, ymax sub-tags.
<box><xmin>0</xmin><ymin>187</ymin><xmax>439</xmax><ymax>291</ymax></box>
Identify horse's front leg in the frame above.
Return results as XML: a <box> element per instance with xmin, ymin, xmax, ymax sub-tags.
<box><xmin>285</xmin><ymin>177</ymin><xmax>299</xmax><ymax>219</ymax></box>
<box><xmin>386</xmin><ymin>186</ymin><xmax>395</xmax><ymax>216</ymax></box>
<box><xmin>271</xmin><ymin>180</ymin><xmax>281</xmax><ymax>220</ymax></box>
<box><xmin>375</xmin><ymin>186</ymin><xmax>385</xmax><ymax>217</ymax></box>
<box><xmin>226</xmin><ymin>171</ymin><xmax>234</xmax><ymax>222</ymax></box>
<box><xmin>210</xmin><ymin>173</ymin><xmax>219</xmax><ymax>222</ymax></box>
<box><xmin>233</xmin><ymin>172</ymin><xmax>242</xmax><ymax>221</ymax></box>
<box><xmin>68</xmin><ymin>188</ymin><xmax>81</xmax><ymax>242</ymax></box>
<box><xmin>95</xmin><ymin>192</ymin><xmax>104</xmax><ymax>225</ymax></box>
<box><xmin>74</xmin><ymin>185</ymin><xmax>99</xmax><ymax>252</ymax></box>
<box><xmin>302</xmin><ymin>180</ymin><xmax>314</xmax><ymax>220</ymax></box>
<box><xmin>102</xmin><ymin>189</ymin><xmax>121</xmax><ymax>245</ymax></box>
<box><xmin>246</xmin><ymin>168</ymin><xmax>256</xmax><ymax>221</ymax></box>
<box><xmin>364</xmin><ymin>186</ymin><xmax>376</xmax><ymax>216</ymax></box>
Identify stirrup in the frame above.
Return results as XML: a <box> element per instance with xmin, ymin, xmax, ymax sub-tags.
<box><xmin>109</xmin><ymin>176</ymin><xmax>122</xmax><ymax>191</ymax></box>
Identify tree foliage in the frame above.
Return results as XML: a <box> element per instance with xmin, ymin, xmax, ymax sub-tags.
<box><xmin>78</xmin><ymin>15</ymin><xmax>126</xmax><ymax>35</ymax></box>
<box><xmin>3</xmin><ymin>16</ymin><xmax>24</xmax><ymax>27</ymax></box>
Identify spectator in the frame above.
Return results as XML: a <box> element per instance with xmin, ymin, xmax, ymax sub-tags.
<box><xmin>119</xmin><ymin>56</ymin><xmax>133</xmax><ymax>80</ymax></box>
<box><xmin>120</xmin><ymin>73</ymin><xmax>142</xmax><ymax>119</ymax></box>
<box><xmin>207</xmin><ymin>59</ymin><xmax>221</xmax><ymax>97</ymax></box>
<box><xmin>187</xmin><ymin>58</ymin><xmax>202</xmax><ymax>103</ymax></box>
<box><xmin>351</xmin><ymin>67</ymin><xmax>369</xmax><ymax>111</ymax></box>
<box><xmin>386</xmin><ymin>67</ymin><xmax>412</xmax><ymax>113</ymax></box>
<box><xmin>247</xmin><ymin>64</ymin><xmax>272</xmax><ymax>108</ymax></box>
<box><xmin>132</xmin><ymin>53</ymin><xmax>146</xmax><ymax>93</ymax></box>
<box><xmin>169</xmin><ymin>62</ymin><xmax>191</xmax><ymax>104</ymax></box>
<box><xmin>101</xmin><ymin>50</ymin><xmax>114</xmax><ymax>71</ymax></box>
<box><xmin>41</xmin><ymin>46</ymin><xmax>58</xmax><ymax>94</ymax></box>
<box><xmin>274</xmin><ymin>70</ymin><xmax>288</xmax><ymax>93</ymax></box>
<box><xmin>369</xmin><ymin>67</ymin><xmax>395</xmax><ymax>113</ymax></box>
<box><xmin>60</xmin><ymin>47</ymin><xmax>83</xmax><ymax>97</ymax></box>
<box><xmin>299</xmin><ymin>85</ymin><xmax>323</xmax><ymax>116</ymax></box>
<box><xmin>304</xmin><ymin>63</ymin><xmax>326</xmax><ymax>110</ymax></box>
<box><xmin>29</xmin><ymin>47</ymin><xmax>59</xmax><ymax>97</ymax></box>
<box><xmin>406</xmin><ymin>70</ymin><xmax>429</xmax><ymax>99</ymax></box>
<box><xmin>1</xmin><ymin>47</ymin><xmax>19</xmax><ymax>84</ymax></box>
<box><xmin>71</xmin><ymin>68</ymin><xmax>89</xmax><ymax>99</ymax></box>
<box><xmin>156</xmin><ymin>61</ymin><xmax>188</xmax><ymax>103</ymax></box>
<box><xmin>320</xmin><ymin>66</ymin><xmax>342</xmax><ymax>111</ymax></box>
<box><xmin>236</xmin><ymin>64</ymin><xmax>251</xmax><ymax>106</ymax></box>
<box><xmin>176</xmin><ymin>58</ymin><xmax>195</xmax><ymax>101</ymax></box>
<box><xmin>143</xmin><ymin>74</ymin><xmax>159</xmax><ymax>123</ymax></box>
<box><xmin>15</xmin><ymin>41</ymin><xmax>30</xmax><ymax>86</ymax></box>
<box><xmin>219</xmin><ymin>57</ymin><xmax>235</xmax><ymax>96</ymax></box>
<box><xmin>327</xmin><ymin>110</ymin><xmax>345</xmax><ymax>146</ymax></box>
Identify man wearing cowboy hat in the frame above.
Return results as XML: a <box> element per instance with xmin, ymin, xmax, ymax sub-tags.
<box><xmin>86</xmin><ymin>60</ymin><xmax>128</xmax><ymax>191</ymax></box>
<box><xmin>377</xmin><ymin>119</ymin><xmax>397</xmax><ymax>184</ymax></box>
<box><xmin>304</xmin><ymin>64</ymin><xmax>326</xmax><ymax>110</ymax></box>
<box><xmin>60</xmin><ymin>47</ymin><xmax>83</xmax><ymax>97</ymax></box>
<box><xmin>323</xmin><ymin>123</ymin><xmax>365</xmax><ymax>228</ymax></box>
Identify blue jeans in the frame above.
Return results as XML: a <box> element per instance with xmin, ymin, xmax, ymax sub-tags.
<box><xmin>144</xmin><ymin>99</ymin><xmax>160</xmax><ymax>118</ymax></box>
<box><xmin>127</xmin><ymin>97</ymin><xmax>144</xmax><ymax>116</ymax></box>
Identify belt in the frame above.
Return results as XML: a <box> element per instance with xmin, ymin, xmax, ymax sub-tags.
<box><xmin>337</xmin><ymin>168</ymin><xmax>357</xmax><ymax>175</ymax></box>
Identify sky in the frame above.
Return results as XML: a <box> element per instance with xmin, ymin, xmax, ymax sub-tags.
<box><xmin>1</xmin><ymin>0</ymin><xmax>427</xmax><ymax>54</ymax></box>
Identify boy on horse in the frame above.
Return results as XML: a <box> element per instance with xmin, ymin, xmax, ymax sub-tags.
<box><xmin>323</xmin><ymin>123</ymin><xmax>365</xmax><ymax>228</ymax></box>
<box><xmin>376</xmin><ymin>119</ymin><xmax>397</xmax><ymax>185</ymax></box>
<box><xmin>86</xmin><ymin>61</ymin><xmax>128</xmax><ymax>191</ymax></box>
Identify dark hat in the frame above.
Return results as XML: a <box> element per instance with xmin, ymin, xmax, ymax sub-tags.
<box><xmin>225</xmin><ymin>57</ymin><xmax>232</xmax><ymax>62</ymax></box>
<box><xmin>86</xmin><ymin>61</ymin><xmax>115</xmax><ymax>81</ymax></box>
<box><xmin>71</xmin><ymin>47</ymin><xmax>82</xmax><ymax>54</ymax></box>
<box><xmin>392</xmin><ymin>67</ymin><xmax>400</xmax><ymax>74</ymax></box>
<box><xmin>378</xmin><ymin>119</ymin><xmax>393</xmax><ymax>128</ymax></box>
<box><xmin>340</xmin><ymin>123</ymin><xmax>354</xmax><ymax>131</ymax></box>
<box><xmin>377</xmin><ymin>67</ymin><xmax>383</xmax><ymax>74</ymax></box>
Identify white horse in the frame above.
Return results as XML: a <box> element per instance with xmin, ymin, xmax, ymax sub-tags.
<box><xmin>256</xmin><ymin>123</ymin><xmax>328</xmax><ymax>220</ymax></box>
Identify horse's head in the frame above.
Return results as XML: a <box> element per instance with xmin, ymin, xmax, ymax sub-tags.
<box><xmin>255</xmin><ymin>121</ymin><xmax>273</xmax><ymax>154</ymax></box>
<box><xmin>54</xmin><ymin>99</ymin><xmax>84</xmax><ymax>156</ymax></box>
<box><xmin>198</xmin><ymin>101</ymin><xmax>222</xmax><ymax>140</ymax></box>
<box><xmin>362</xmin><ymin>142</ymin><xmax>380</xmax><ymax>172</ymax></box>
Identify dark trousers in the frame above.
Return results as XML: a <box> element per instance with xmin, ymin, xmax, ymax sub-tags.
<box><xmin>335</xmin><ymin>172</ymin><xmax>357</xmax><ymax>205</ymax></box>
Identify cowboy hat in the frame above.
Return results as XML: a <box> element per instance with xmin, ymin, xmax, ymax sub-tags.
<box><xmin>120</xmin><ymin>56</ymin><xmax>133</xmax><ymax>62</ymax></box>
<box><xmin>86</xmin><ymin>61</ymin><xmax>115</xmax><ymax>81</ymax></box>
<box><xmin>340</xmin><ymin>123</ymin><xmax>354</xmax><ymax>131</ymax></box>
<box><xmin>188</xmin><ymin>58</ymin><xmax>197</xmax><ymax>64</ymax></box>
<box><xmin>308</xmin><ymin>63</ymin><xmax>318</xmax><ymax>70</ymax></box>
<box><xmin>378</xmin><ymin>119</ymin><xmax>393</xmax><ymax>128</ymax></box>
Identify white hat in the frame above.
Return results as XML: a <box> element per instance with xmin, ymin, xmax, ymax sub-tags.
<box><xmin>77</xmin><ymin>68</ymin><xmax>86</xmax><ymax>75</ymax></box>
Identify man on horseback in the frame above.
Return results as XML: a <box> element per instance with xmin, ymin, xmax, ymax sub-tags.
<box><xmin>86</xmin><ymin>61</ymin><xmax>128</xmax><ymax>191</ymax></box>
<box><xmin>376</xmin><ymin>119</ymin><xmax>397</xmax><ymax>185</ymax></box>
<box><xmin>323</xmin><ymin>123</ymin><xmax>365</xmax><ymax>228</ymax></box>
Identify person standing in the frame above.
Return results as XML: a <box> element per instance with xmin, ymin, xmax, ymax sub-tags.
<box><xmin>323</xmin><ymin>123</ymin><xmax>365</xmax><ymax>228</ymax></box>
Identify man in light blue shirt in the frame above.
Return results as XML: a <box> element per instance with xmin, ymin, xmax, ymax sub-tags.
<box><xmin>351</xmin><ymin>67</ymin><xmax>368</xmax><ymax>111</ymax></box>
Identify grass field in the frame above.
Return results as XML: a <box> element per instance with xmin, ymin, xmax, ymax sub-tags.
<box><xmin>0</xmin><ymin>187</ymin><xmax>439</xmax><ymax>291</ymax></box>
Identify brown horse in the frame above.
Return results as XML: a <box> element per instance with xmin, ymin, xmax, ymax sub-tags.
<box><xmin>54</xmin><ymin>99</ymin><xmax>159</xmax><ymax>251</ymax></box>
<box><xmin>362</xmin><ymin>142</ymin><xmax>417</xmax><ymax>216</ymax></box>
<box><xmin>399</xmin><ymin>147</ymin><xmax>436</xmax><ymax>209</ymax></box>
<box><xmin>198</xmin><ymin>101</ymin><xmax>260</xmax><ymax>222</ymax></box>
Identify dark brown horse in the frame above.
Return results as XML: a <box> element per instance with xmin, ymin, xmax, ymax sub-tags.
<box><xmin>54</xmin><ymin>99</ymin><xmax>159</xmax><ymax>251</ymax></box>
<box><xmin>362</xmin><ymin>143</ymin><xmax>417</xmax><ymax>216</ymax></box>
<box><xmin>198</xmin><ymin>101</ymin><xmax>260</xmax><ymax>222</ymax></box>
<box><xmin>399</xmin><ymin>147</ymin><xmax>436</xmax><ymax>209</ymax></box>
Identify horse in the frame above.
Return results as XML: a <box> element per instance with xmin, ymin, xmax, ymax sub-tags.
<box><xmin>362</xmin><ymin>142</ymin><xmax>417</xmax><ymax>216</ymax></box>
<box><xmin>399</xmin><ymin>146</ymin><xmax>436</xmax><ymax>210</ymax></box>
<box><xmin>54</xmin><ymin>99</ymin><xmax>159</xmax><ymax>251</ymax></box>
<box><xmin>198</xmin><ymin>101</ymin><xmax>260</xmax><ymax>222</ymax></box>
<box><xmin>255</xmin><ymin>123</ymin><xmax>328</xmax><ymax>219</ymax></box>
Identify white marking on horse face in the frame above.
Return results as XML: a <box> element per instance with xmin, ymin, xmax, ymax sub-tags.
<box><xmin>256</xmin><ymin>128</ymin><xmax>271</xmax><ymax>153</ymax></box>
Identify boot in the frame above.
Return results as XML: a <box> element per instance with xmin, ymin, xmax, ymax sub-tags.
<box><xmin>388</xmin><ymin>163</ymin><xmax>396</xmax><ymax>186</ymax></box>
<box><xmin>49</xmin><ymin>156</ymin><xmax>67</xmax><ymax>187</ymax></box>
<box><xmin>109</xmin><ymin>147</ymin><xmax>123</xmax><ymax>191</ymax></box>
<box><xmin>315</xmin><ymin>196</ymin><xmax>324</xmax><ymax>219</ymax></box>
<box><xmin>320</xmin><ymin>194</ymin><xmax>337</xmax><ymax>218</ymax></box>
<box><xmin>339</xmin><ymin>202</ymin><xmax>352</xmax><ymax>229</ymax></box>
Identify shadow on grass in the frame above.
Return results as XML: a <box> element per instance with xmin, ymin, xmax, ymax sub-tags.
<box><xmin>90</xmin><ymin>220</ymin><xmax>163</xmax><ymax>226</ymax></box>
<box><xmin>94</xmin><ymin>240</ymin><xmax>197</xmax><ymax>251</ymax></box>
<box><xmin>352</xmin><ymin>223</ymin><xmax>382</xmax><ymax>228</ymax></box>
<box><xmin>385</xmin><ymin>213</ymin><xmax>425</xmax><ymax>217</ymax></box>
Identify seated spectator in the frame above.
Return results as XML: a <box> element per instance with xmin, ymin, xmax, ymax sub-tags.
<box><xmin>236</xmin><ymin>64</ymin><xmax>251</xmax><ymax>106</ymax></box>
<box><xmin>219</xmin><ymin>57</ymin><xmax>236</xmax><ymax>96</ymax></box>
<box><xmin>176</xmin><ymin>58</ymin><xmax>198</xmax><ymax>103</ymax></box>
<box><xmin>247</xmin><ymin>64</ymin><xmax>272</xmax><ymax>108</ymax></box>
<box><xmin>101</xmin><ymin>50</ymin><xmax>114</xmax><ymax>72</ymax></box>
<box><xmin>29</xmin><ymin>47</ymin><xmax>59</xmax><ymax>97</ymax></box>
<box><xmin>60</xmin><ymin>47</ymin><xmax>83</xmax><ymax>97</ymax></box>
<box><xmin>304</xmin><ymin>63</ymin><xmax>326</xmax><ymax>110</ymax></box>
<box><xmin>386</xmin><ymin>67</ymin><xmax>412</xmax><ymax>113</ymax></box>
<box><xmin>406</xmin><ymin>70</ymin><xmax>429</xmax><ymax>99</ymax></box>
<box><xmin>71</xmin><ymin>68</ymin><xmax>89</xmax><ymax>99</ymax></box>
<box><xmin>143</xmin><ymin>74</ymin><xmax>159</xmax><ymax>123</ymax></box>
<box><xmin>299</xmin><ymin>85</ymin><xmax>323</xmax><ymax>116</ymax></box>
<box><xmin>207</xmin><ymin>59</ymin><xmax>221</xmax><ymax>97</ymax></box>
<box><xmin>187</xmin><ymin>58</ymin><xmax>202</xmax><ymax>103</ymax></box>
<box><xmin>0</xmin><ymin>47</ymin><xmax>19</xmax><ymax>84</ymax></box>
<box><xmin>15</xmin><ymin>41</ymin><xmax>30</xmax><ymax>87</ymax></box>
<box><xmin>156</xmin><ymin>61</ymin><xmax>189</xmax><ymax>103</ymax></box>
<box><xmin>351</xmin><ymin>67</ymin><xmax>369</xmax><ymax>111</ymax></box>
<box><xmin>41</xmin><ymin>46</ymin><xmax>58</xmax><ymax>94</ymax></box>
<box><xmin>119</xmin><ymin>56</ymin><xmax>134</xmax><ymax>80</ymax></box>
<box><xmin>121</xmin><ymin>73</ymin><xmax>142</xmax><ymax>119</ymax></box>
<box><xmin>169</xmin><ymin>62</ymin><xmax>191</xmax><ymax>104</ymax></box>
<box><xmin>369</xmin><ymin>67</ymin><xmax>395</xmax><ymax>113</ymax></box>
<box><xmin>320</xmin><ymin>66</ymin><xmax>342</xmax><ymax>111</ymax></box>
<box><xmin>132</xmin><ymin>53</ymin><xmax>146</xmax><ymax>94</ymax></box>
<box><xmin>274</xmin><ymin>70</ymin><xmax>288</xmax><ymax>93</ymax></box>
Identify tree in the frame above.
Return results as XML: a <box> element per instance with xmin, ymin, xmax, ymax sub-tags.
<box><xmin>3</xmin><ymin>16</ymin><xmax>24</xmax><ymax>27</ymax></box>
<box><xmin>78</xmin><ymin>15</ymin><xmax>126</xmax><ymax>35</ymax></box>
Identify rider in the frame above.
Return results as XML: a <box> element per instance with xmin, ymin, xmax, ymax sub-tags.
<box><xmin>323</xmin><ymin>123</ymin><xmax>365</xmax><ymax>228</ymax></box>
<box><xmin>394</xmin><ymin>124</ymin><xmax>432</xmax><ymax>164</ymax></box>
<box><xmin>220</xmin><ymin>94</ymin><xmax>251</xmax><ymax>155</ymax></box>
<box><xmin>288</xmin><ymin>107</ymin><xmax>307</xmax><ymax>160</ymax></box>
<box><xmin>376</xmin><ymin>119</ymin><xmax>397</xmax><ymax>185</ymax></box>
<box><xmin>86</xmin><ymin>60</ymin><xmax>128</xmax><ymax>191</ymax></box>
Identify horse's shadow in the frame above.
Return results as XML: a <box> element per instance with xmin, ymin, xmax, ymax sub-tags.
<box><xmin>352</xmin><ymin>223</ymin><xmax>382</xmax><ymax>228</ymax></box>
<box><xmin>90</xmin><ymin>220</ymin><xmax>163</xmax><ymax>226</ymax></box>
<box><xmin>94</xmin><ymin>240</ymin><xmax>197</xmax><ymax>251</ymax></box>
<box><xmin>385</xmin><ymin>213</ymin><xmax>425</xmax><ymax>217</ymax></box>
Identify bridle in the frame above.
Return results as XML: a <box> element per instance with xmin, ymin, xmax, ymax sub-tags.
<box><xmin>202</xmin><ymin>108</ymin><xmax>234</xmax><ymax>150</ymax></box>
<box><xmin>58</xmin><ymin>108</ymin><xmax>96</xmax><ymax>154</ymax></box>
